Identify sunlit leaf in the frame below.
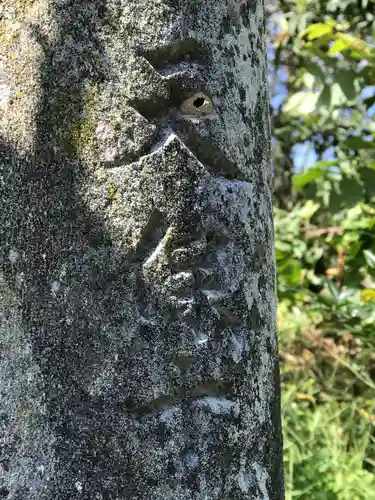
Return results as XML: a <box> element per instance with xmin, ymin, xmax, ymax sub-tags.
<box><xmin>364</xmin><ymin>250</ymin><xmax>375</xmax><ymax>268</ymax></box>
<box><xmin>298</xmin><ymin>200</ymin><xmax>321</xmax><ymax>219</ymax></box>
<box><xmin>311</xmin><ymin>160</ymin><xmax>339</xmax><ymax>168</ymax></box>
<box><xmin>336</xmin><ymin>33</ymin><xmax>368</xmax><ymax>53</ymax></box>
<box><xmin>303</xmin><ymin>72</ymin><xmax>316</xmax><ymax>90</ymax></box>
<box><xmin>280</xmin><ymin>16</ymin><xmax>288</xmax><ymax>32</ymax></box>
<box><xmin>283</xmin><ymin>91</ymin><xmax>319</xmax><ymax>116</ymax></box>
<box><xmin>330</xmin><ymin>82</ymin><xmax>349</xmax><ymax>107</ymax></box>
<box><xmin>328</xmin><ymin>38</ymin><xmax>349</xmax><ymax>55</ymax></box>
<box><xmin>275</xmin><ymin>241</ymin><xmax>293</xmax><ymax>257</ymax></box>
<box><xmin>301</xmin><ymin>23</ymin><xmax>333</xmax><ymax>40</ymax></box>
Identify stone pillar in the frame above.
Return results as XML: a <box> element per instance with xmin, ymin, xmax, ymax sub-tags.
<box><xmin>0</xmin><ymin>0</ymin><xmax>283</xmax><ymax>498</ymax></box>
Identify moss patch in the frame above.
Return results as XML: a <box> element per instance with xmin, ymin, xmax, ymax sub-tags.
<box><xmin>107</xmin><ymin>182</ymin><xmax>119</xmax><ymax>203</ymax></box>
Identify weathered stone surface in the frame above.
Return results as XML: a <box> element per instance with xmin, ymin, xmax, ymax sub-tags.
<box><xmin>0</xmin><ymin>0</ymin><xmax>283</xmax><ymax>498</ymax></box>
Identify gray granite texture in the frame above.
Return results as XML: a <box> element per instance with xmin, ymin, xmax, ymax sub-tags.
<box><xmin>0</xmin><ymin>0</ymin><xmax>284</xmax><ymax>498</ymax></box>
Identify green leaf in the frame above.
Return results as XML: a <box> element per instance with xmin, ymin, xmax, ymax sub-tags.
<box><xmin>302</xmin><ymin>23</ymin><xmax>333</xmax><ymax>40</ymax></box>
<box><xmin>303</xmin><ymin>72</ymin><xmax>315</xmax><ymax>90</ymax></box>
<box><xmin>330</xmin><ymin>82</ymin><xmax>348</xmax><ymax>107</ymax></box>
<box><xmin>283</xmin><ymin>91</ymin><xmax>319</xmax><ymax>116</ymax></box>
<box><xmin>359</xmin><ymin>66</ymin><xmax>375</xmax><ymax>86</ymax></box>
<box><xmin>288</xmin><ymin>15</ymin><xmax>298</xmax><ymax>36</ymax></box>
<box><xmin>279</xmin><ymin>260</ymin><xmax>302</xmax><ymax>286</ymax></box>
<box><xmin>292</xmin><ymin>161</ymin><xmax>338</xmax><ymax>189</ymax></box>
<box><xmin>304</xmin><ymin>60</ymin><xmax>326</xmax><ymax>82</ymax></box>
<box><xmin>275</xmin><ymin>241</ymin><xmax>293</xmax><ymax>258</ymax></box>
<box><xmin>336</xmin><ymin>33</ymin><xmax>367</xmax><ymax>53</ymax></box>
<box><xmin>298</xmin><ymin>13</ymin><xmax>310</xmax><ymax>33</ymax></box>
<box><xmin>343</xmin><ymin>137</ymin><xmax>375</xmax><ymax>149</ymax></box>
<box><xmin>293</xmin><ymin>168</ymin><xmax>326</xmax><ymax>188</ymax></box>
<box><xmin>328</xmin><ymin>38</ymin><xmax>350</xmax><ymax>55</ymax></box>
<box><xmin>298</xmin><ymin>200</ymin><xmax>320</xmax><ymax>220</ymax></box>
<box><xmin>316</xmin><ymin>85</ymin><xmax>331</xmax><ymax>109</ymax></box>
<box><xmin>279</xmin><ymin>16</ymin><xmax>288</xmax><ymax>33</ymax></box>
<box><xmin>337</xmin><ymin>176</ymin><xmax>364</xmax><ymax>208</ymax></box>
<box><xmin>364</xmin><ymin>250</ymin><xmax>375</xmax><ymax>268</ymax></box>
<box><xmin>338</xmin><ymin>289</ymin><xmax>356</xmax><ymax>304</ymax></box>
<box><xmin>310</xmin><ymin>160</ymin><xmax>339</xmax><ymax>169</ymax></box>
<box><xmin>360</xmin><ymin>167</ymin><xmax>375</xmax><ymax>198</ymax></box>
<box><xmin>326</xmin><ymin>280</ymin><xmax>340</xmax><ymax>304</ymax></box>
<box><xmin>318</xmin><ymin>289</ymin><xmax>336</xmax><ymax>306</ymax></box>
<box><xmin>302</xmin><ymin>46</ymin><xmax>336</xmax><ymax>65</ymax></box>
<box><xmin>363</xmin><ymin>94</ymin><xmax>375</xmax><ymax>109</ymax></box>
<box><xmin>333</xmin><ymin>70</ymin><xmax>359</xmax><ymax>102</ymax></box>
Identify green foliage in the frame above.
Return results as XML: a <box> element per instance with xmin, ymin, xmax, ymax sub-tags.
<box><xmin>269</xmin><ymin>0</ymin><xmax>375</xmax><ymax>497</ymax></box>
<box><xmin>283</xmin><ymin>385</ymin><xmax>375</xmax><ymax>500</ymax></box>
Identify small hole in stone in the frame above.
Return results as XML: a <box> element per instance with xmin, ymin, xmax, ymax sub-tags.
<box><xmin>180</xmin><ymin>92</ymin><xmax>214</xmax><ymax>116</ymax></box>
<box><xmin>193</xmin><ymin>97</ymin><xmax>205</xmax><ymax>108</ymax></box>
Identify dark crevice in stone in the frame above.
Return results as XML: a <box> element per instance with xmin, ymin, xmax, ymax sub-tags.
<box><xmin>124</xmin><ymin>379</ymin><xmax>234</xmax><ymax>419</ymax></box>
<box><xmin>176</xmin><ymin>124</ymin><xmax>249</xmax><ymax>181</ymax></box>
<box><xmin>127</xmin><ymin>95</ymin><xmax>172</xmax><ymax>121</ymax></box>
<box><xmin>137</xmin><ymin>38</ymin><xmax>208</xmax><ymax>70</ymax></box>
<box><xmin>134</xmin><ymin>209</ymin><xmax>167</xmax><ymax>261</ymax></box>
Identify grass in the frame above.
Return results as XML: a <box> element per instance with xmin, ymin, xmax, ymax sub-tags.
<box><xmin>279</xmin><ymin>304</ymin><xmax>375</xmax><ymax>499</ymax></box>
<box><xmin>282</xmin><ymin>383</ymin><xmax>375</xmax><ymax>499</ymax></box>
